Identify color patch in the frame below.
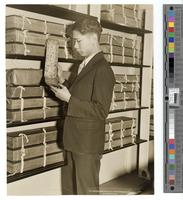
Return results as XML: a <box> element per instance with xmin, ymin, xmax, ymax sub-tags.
<box><xmin>168</xmin><ymin>22</ymin><xmax>174</xmax><ymax>27</ymax></box>
<box><xmin>169</xmin><ymin>149</ymin><xmax>175</xmax><ymax>154</ymax></box>
<box><xmin>169</xmin><ymin>144</ymin><xmax>175</xmax><ymax>149</ymax></box>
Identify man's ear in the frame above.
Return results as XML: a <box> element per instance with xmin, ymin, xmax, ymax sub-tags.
<box><xmin>92</xmin><ymin>33</ymin><xmax>98</xmax><ymax>41</ymax></box>
<box><xmin>87</xmin><ymin>32</ymin><xmax>98</xmax><ymax>41</ymax></box>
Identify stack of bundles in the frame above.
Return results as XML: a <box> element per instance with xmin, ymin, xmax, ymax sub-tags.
<box><xmin>150</xmin><ymin>115</ymin><xmax>154</xmax><ymax>137</ymax></box>
<box><xmin>101</xmin><ymin>4</ymin><xmax>144</xmax><ymax>28</ymax></box>
<box><xmin>110</xmin><ymin>74</ymin><xmax>140</xmax><ymax>111</ymax></box>
<box><xmin>104</xmin><ymin>116</ymin><xmax>136</xmax><ymax>151</ymax></box>
<box><xmin>6</xmin><ymin>69</ymin><xmax>70</xmax><ymax>123</ymax></box>
<box><xmin>6</xmin><ymin>15</ymin><xmax>73</xmax><ymax>59</ymax></box>
<box><xmin>100</xmin><ymin>32</ymin><xmax>142</xmax><ymax>64</ymax></box>
<box><xmin>7</xmin><ymin>126</ymin><xmax>64</xmax><ymax>174</ymax></box>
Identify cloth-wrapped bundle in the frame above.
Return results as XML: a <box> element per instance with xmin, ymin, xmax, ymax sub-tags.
<box><xmin>101</xmin><ymin>11</ymin><xmax>126</xmax><ymax>25</ymax></box>
<box><xmin>6</xmin><ymin>29</ymin><xmax>66</xmax><ymax>47</ymax></box>
<box><xmin>101</xmin><ymin>44</ymin><xmax>123</xmax><ymax>55</ymax></box>
<box><xmin>104</xmin><ymin>53</ymin><xmax>141</xmax><ymax>64</ymax></box>
<box><xmin>104</xmin><ymin>136</ymin><xmax>134</xmax><ymax>151</ymax></box>
<box><xmin>114</xmin><ymin>92</ymin><xmax>139</xmax><ymax>101</ymax></box>
<box><xmin>105</xmin><ymin>129</ymin><xmax>135</xmax><ymax>141</ymax></box>
<box><xmin>6</xmin><ymin>69</ymin><xmax>70</xmax><ymax>86</ymax></box>
<box><xmin>7</xmin><ymin>106</ymin><xmax>62</xmax><ymax>122</ymax></box>
<box><xmin>44</xmin><ymin>39</ymin><xmax>59</xmax><ymax>86</ymax></box>
<box><xmin>113</xmin><ymin>82</ymin><xmax>140</xmax><ymax>92</ymax></box>
<box><xmin>6</xmin><ymin>86</ymin><xmax>50</xmax><ymax>98</ymax></box>
<box><xmin>115</xmin><ymin>74</ymin><xmax>140</xmax><ymax>83</ymax></box>
<box><xmin>104</xmin><ymin>116</ymin><xmax>136</xmax><ymax>151</ymax></box>
<box><xmin>6</xmin><ymin>69</ymin><xmax>43</xmax><ymax>86</ymax></box>
<box><xmin>100</xmin><ymin>33</ymin><xmax>142</xmax><ymax>50</ymax></box>
<box><xmin>101</xmin><ymin>4</ymin><xmax>140</xmax><ymax>16</ymax></box>
<box><xmin>101</xmin><ymin>11</ymin><xmax>140</xmax><ymax>28</ymax></box>
<box><xmin>105</xmin><ymin>116</ymin><xmax>136</xmax><ymax>131</ymax></box>
<box><xmin>6</xmin><ymin>15</ymin><xmax>65</xmax><ymax>36</ymax></box>
<box><xmin>110</xmin><ymin>99</ymin><xmax>139</xmax><ymax>111</ymax></box>
<box><xmin>7</xmin><ymin>97</ymin><xmax>61</xmax><ymax>110</ymax></box>
<box><xmin>7</xmin><ymin>127</ymin><xmax>58</xmax><ymax>149</ymax></box>
<box><xmin>101</xmin><ymin>44</ymin><xmax>139</xmax><ymax>57</ymax></box>
<box><xmin>8</xmin><ymin>142</ymin><xmax>62</xmax><ymax>162</ymax></box>
<box><xmin>100</xmin><ymin>4</ymin><xmax>144</xmax><ymax>28</ymax></box>
<box><xmin>8</xmin><ymin>151</ymin><xmax>64</xmax><ymax>174</ymax></box>
<box><xmin>6</xmin><ymin>43</ymin><xmax>72</xmax><ymax>59</ymax></box>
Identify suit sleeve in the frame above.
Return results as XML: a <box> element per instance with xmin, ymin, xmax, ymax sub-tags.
<box><xmin>66</xmin><ymin>65</ymin><xmax>115</xmax><ymax>120</ymax></box>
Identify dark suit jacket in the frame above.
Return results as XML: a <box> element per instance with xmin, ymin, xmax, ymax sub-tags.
<box><xmin>63</xmin><ymin>52</ymin><xmax>115</xmax><ymax>154</ymax></box>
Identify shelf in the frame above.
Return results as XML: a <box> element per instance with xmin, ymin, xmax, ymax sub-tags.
<box><xmin>7</xmin><ymin>161</ymin><xmax>66</xmax><ymax>183</ymax></box>
<box><xmin>6</xmin><ymin>54</ymin><xmax>81</xmax><ymax>64</ymax></box>
<box><xmin>101</xmin><ymin>20</ymin><xmax>152</xmax><ymax>36</ymax></box>
<box><xmin>109</xmin><ymin>63</ymin><xmax>151</xmax><ymax>68</ymax></box>
<box><xmin>103</xmin><ymin>139</ymin><xmax>147</xmax><ymax>154</ymax></box>
<box><xmin>6</xmin><ymin>5</ymin><xmax>96</xmax><ymax>21</ymax></box>
<box><xmin>7</xmin><ymin>116</ymin><xmax>64</xmax><ymax>128</ymax></box>
<box><xmin>109</xmin><ymin>107</ymin><xmax>149</xmax><ymax>114</ymax></box>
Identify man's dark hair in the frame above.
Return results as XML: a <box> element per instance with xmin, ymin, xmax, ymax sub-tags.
<box><xmin>70</xmin><ymin>17</ymin><xmax>103</xmax><ymax>40</ymax></box>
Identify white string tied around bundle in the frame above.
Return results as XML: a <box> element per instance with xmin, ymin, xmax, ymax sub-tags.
<box><xmin>18</xmin><ymin>133</ymin><xmax>29</xmax><ymax>173</ymax></box>
<box><xmin>111</xmin><ymin>90</ymin><xmax>117</xmax><ymax>111</ymax></box>
<box><xmin>131</xmin><ymin>119</ymin><xmax>136</xmax><ymax>144</ymax></box>
<box><xmin>120</xmin><ymin>120</ymin><xmax>124</xmax><ymax>147</ymax></box>
<box><xmin>21</xmin><ymin>16</ymin><xmax>31</xmax><ymax>31</ymax></box>
<box><xmin>22</xmin><ymin>30</ymin><xmax>30</xmax><ymax>56</ymax></box>
<box><xmin>108</xmin><ymin>122</ymin><xmax>114</xmax><ymax>150</ymax></box>
<box><xmin>42</xmin><ymin>128</ymin><xmax>47</xmax><ymax>167</ymax></box>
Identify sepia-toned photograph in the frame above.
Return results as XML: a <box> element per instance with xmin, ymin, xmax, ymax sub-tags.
<box><xmin>6</xmin><ymin>4</ymin><xmax>153</xmax><ymax>195</ymax></box>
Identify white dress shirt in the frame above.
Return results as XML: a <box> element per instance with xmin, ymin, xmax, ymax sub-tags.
<box><xmin>77</xmin><ymin>51</ymin><xmax>101</xmax><ymax>75</ymax></box>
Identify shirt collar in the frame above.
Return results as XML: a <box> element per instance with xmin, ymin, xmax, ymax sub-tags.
<box><xmin>82</xmin><ymin>51</ymin><xmax>101</xmax><ymax>66</ymax></box>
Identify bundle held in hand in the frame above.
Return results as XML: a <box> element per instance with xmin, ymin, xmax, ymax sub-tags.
<box><xmin>44</xmin><ymin>39</ymin><xmax>59</xmax><ymax>86</ymax></box>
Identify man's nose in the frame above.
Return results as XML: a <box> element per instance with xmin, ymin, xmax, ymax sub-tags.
<box><xmin>74</xmin><ymin>40</ymin><xmax>79</xmax><ymax>49</ymax></box>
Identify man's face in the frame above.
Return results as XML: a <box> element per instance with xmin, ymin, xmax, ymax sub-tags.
<box><xmin>72</xmin><ymin>30</ymin><xmax>96</xmax><ymax>57</ymax></box>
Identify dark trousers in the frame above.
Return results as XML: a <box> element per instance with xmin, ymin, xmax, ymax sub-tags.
<box><xmin>61</xmin><ymin>150</ymin><xmax>102</xmax><ymax>195</ymax></box>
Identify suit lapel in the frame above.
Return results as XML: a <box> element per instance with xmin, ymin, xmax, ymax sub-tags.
<box><xmin>69</xmin><ymin>52</ymin><xmax>104</xmax><ymax>91</ymax></box>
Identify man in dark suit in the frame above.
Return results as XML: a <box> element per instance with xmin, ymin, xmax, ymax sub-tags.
<box><xmin>51</xmin><ymin>17</ymin><xmax>115</xmax><ymax>195</ymax></box>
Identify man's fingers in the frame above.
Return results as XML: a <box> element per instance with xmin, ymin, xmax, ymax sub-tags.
<box><xmin>50</xmin><ymin>86</ymin><xmax>58</xmax><ymax>93</ymax></box>
<box><xmin>58</xmin><ymin>83</ymin><xmax>65</xmax><ymax>88</ymax></box>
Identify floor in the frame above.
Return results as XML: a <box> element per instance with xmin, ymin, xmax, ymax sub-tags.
<box><xmin>100</xmin><ymin>164</ymin><xmax>154</xmax><ymax>195</ymax></box>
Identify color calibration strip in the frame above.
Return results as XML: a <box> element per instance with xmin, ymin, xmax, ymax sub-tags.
<box><xmin>168</xmin><ymin>8</ymin><xmax>175</xmax><ymax>77</ymax></box>
<box><xmin>168</xmin><ymin>7</ymin><xmax>176</xmax><ymax>187</ymax></box>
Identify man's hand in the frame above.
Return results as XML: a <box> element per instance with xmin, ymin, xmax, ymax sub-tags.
<box><xmin>58</xmin><ymin>64</ymin><xmax>65</xmax><ymax>84</ymax></box>
<box><xmin>51</xmin><ymin>84</ymin><xmax>71</xmax><ymax>103</ymax></box>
